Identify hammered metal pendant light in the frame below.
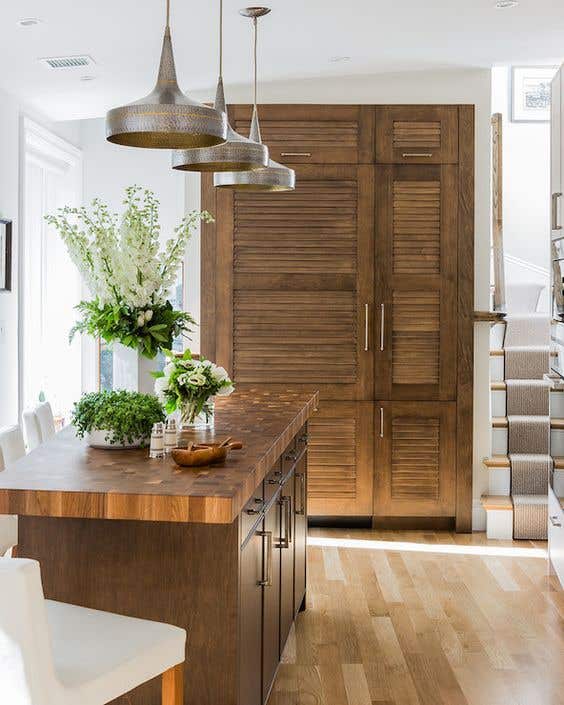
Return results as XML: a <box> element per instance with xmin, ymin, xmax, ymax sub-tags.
<box><xmin>171</xmin><ymin>0</ymin><xmax>268</xmax><ymax>172</ymax></box>
<box><xmin>106</xmin><ymin>0</ymin><xmax>227</xmax><ymax>149</ymax></box>
<box><xmin>213</xmin><ymin>6</ymin><xmax>295</xmax><ymax>191</ymax></box>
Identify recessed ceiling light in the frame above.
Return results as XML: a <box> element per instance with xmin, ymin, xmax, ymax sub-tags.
<box><xmin>495</xmin><ymin>1</ymin><xmax>518</xmax><ymax>8</ymax></box>
<box><xmin>17</xmin><ymin>17</ymin><xmax>42</xmax><ymax>27</ymax></box>
<box><xmin>80</xmin><ymin>75</ymin><xmax>96</xmax><ymax>82</ymax></box>
<box><xmin>329</xmin><ymin>56</ymin><xmax>351</xmax><ymax>63</ymax></box>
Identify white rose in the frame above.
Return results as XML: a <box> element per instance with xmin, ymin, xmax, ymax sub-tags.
<box><xmin>217</xmin><ymin>384</ymin><xmax>234</xmax><ymax>397</ymax></box>
<box><xmin>154</xmin><ymin>376</ymin><xmax>169</xmax><ymax>400</ymax></box>
<box><xmin>137</xmin><ymin>313</ymin><xmax>145</xmax><ymax>327</ymax></box>
<box><xmin>144</xmin><ymin>309</ymin><xmax>153</xmax><ymax>322</ymax></box>
<box><xmin>211</xmin><ymin>365</ymin><xmax>229</xmax><ymax>383</ymax></box>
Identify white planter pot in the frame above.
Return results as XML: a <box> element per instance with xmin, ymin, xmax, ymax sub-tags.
<box><xmin>111</xmin><ymin>343</ymin><xmax>158</xmax><ymax>395</ymax></box>
<box><xmin>86</xmin><ymin>429</ymin><xmax>147</xmax><ymax>449</ymax></box>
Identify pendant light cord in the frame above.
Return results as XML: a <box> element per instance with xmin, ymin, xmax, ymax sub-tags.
<box><xmin>219</xmin><ymin>0</ymin><xmax>223</xmax><ymax>79</ymax></box>
<box><xmin>166</xmin><ymin>0</ymin><xmax>170</xmax><ymax>28</ymax></box>
<box><xmin>253</xmin><ymin>17</ymin><xmax>258</xmax><ymax>109</ymax></box>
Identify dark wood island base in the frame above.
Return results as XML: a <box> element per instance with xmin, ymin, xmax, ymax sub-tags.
<box><xmin>0</xmin><ymin>391</ymin><xmax>318</xmax><ymax>705</ymax></box>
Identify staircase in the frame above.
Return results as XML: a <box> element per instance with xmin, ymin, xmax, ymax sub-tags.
<box><xmin>482</xmin><ymin>314</ymin><xmax>556</xmax><ymax>539</ymax></box>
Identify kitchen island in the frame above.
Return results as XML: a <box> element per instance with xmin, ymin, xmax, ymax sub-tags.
<box><xmin>0</xmin><ymin>390</ymin><xmax>318</xmax><ymax>705</ymax></box>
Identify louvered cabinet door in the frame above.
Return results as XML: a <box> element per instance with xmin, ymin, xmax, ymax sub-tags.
<box><xmin>375</xmin><ymin>165</ymin><xmax>457</xmax><ymax>400</ymax></box>
<box><xmin>208</xmin><ymin>165</ymin><xmax>374</xmax><ymax>401</ymax></box>
<box><xmin>229</xmin><ymin>105</ymin><xmax>374</xmax><ymax>164</ymax></box>
<box><xmin>307</xmin><ymin>402</ymin><xmax>374</xmax><ymax>517</ymax></box>
<box><xmin>375</xmin><ymin>106</ymin><xmax>458</xmax><ymax>164</ymax></box>
<box><xmin>374</xmin><ymin>401</ymin><xmax>456</xmax><ymax>517</ymax></box>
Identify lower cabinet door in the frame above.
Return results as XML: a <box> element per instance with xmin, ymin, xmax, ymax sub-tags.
<box><xmin>294</xmin><ymin>453</ymin><xmax>307</xmax><ymax>615</ymax></box>
<box><xmin>307</xmin><ymin>402</ymin><xmax>374</xmax><ymax>517</ymax></box>
<box><xmin>239</xmin><ymin>526</ymin><xmax>265</xmax><ymax>705</ymax></box>
<box><xmin>262</xmin><ymin>495</ymin><xmax>281</xmax><ymax>702</ymax></box>
<box><xmin>374</xmin><ymin>401</ymin><xmax>456</xmax><ymax>517</ymax></box>
<box><xmin>279</xmin><ymin>470</ymin><xmax>295</xmax><ymax>653</ymax></box>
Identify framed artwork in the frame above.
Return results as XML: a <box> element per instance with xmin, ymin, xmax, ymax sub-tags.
<box><xmin>0</xmin><ymin>219</ymin><xmax>12</xmax><ymax>291</ymax></box>
<box><xmin>512</xmin><ymin>66</ymin><xmax>558</xmax><ymax>122</ymax></box>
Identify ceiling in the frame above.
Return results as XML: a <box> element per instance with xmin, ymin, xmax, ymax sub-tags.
<box><xmin>2</xmin><ymin>0</ymin><xmax>564</xmax><ymax>121</ymax></box>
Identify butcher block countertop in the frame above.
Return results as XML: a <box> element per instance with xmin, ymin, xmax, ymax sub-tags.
<box><xmin>0</xmin><ymin>390</ymin><xmax>318</xmax><ymax>524</ymax></box>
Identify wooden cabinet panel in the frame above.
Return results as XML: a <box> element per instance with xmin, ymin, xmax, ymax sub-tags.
<box><xmin>375</xmin><ymin>165</ymin><xmax>457</xmax><ymax>400</ymax></box>
<box><xmin>208</xmin><ymin>165</ymin><xmax>374</xmax><ymax>401</ymax></box>
<box><xmin>374</xmin><ymin>401</ymin><xmax>456</xmax><ymax>517</ymax></box>
<box><xmin>307</xmin><ymin>402</ymin><xmax>374</xmax><ymax>517</ymax></box>
<box><xmin>229</xmin><ymin>104</ymin><xmax>374</xmax><ymax>164</ymax></box>
<box><xmin>375</xmin><ymin>106</ymin><xmax>458</xmax><ymax>164</ymax></box>
<box><xmin>293</xmin><ymin>453</ymin><xmax>307</xmax><ymax>615</ymax></box>
<box><xmin>279</xmin><ymin>471</ymin><xmax>295</xmax><ymax>654</ymax></box>
<box><xmin>239</xmin><ymin>528</ymin><xmax>264</xmax><ymax>705</ymax></box>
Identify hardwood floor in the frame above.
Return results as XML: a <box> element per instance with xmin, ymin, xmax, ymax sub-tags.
<box><xmin>269</xmin><ymin>529</ymin><xmax>564</xmax><ymax>705</ymax></box>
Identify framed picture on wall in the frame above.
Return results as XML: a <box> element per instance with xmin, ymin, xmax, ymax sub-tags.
<box><xmin>512</xmin><ymin>66</ymin><xmax>558</xmax><ymax>122</ymax></box>
<box><xmin>0</xmin><ymin>219</ymin><xmax>12</xmax><ymax>291</ymax></box>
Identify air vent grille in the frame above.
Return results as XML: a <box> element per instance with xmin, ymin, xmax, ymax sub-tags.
<box><xmin>39</xmin><ymin>55</ymin><xmax>95</xmax><ymax>69</ymax></box>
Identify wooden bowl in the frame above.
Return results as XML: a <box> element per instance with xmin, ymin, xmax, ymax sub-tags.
<box><xmin>171</xmin><ymin>440</ymin><xmax>243</xmax><ymax>468</ymax></box>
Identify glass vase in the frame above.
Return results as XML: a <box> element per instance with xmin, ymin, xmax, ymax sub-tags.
<box><xmin>179</xmin><ymin>397</ymin><xmax>215</xmax><ymax>430</ymax></box>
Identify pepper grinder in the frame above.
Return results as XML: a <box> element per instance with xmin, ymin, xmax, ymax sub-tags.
<box><xmin>149</xmin><ymin>422</ymin><xmax>165</xmax><ymax>459</ymax></box>
<box><xmin>164</xmin><ymin>418</ymin><xmax>177</xmax><ymax>455</ymax></box>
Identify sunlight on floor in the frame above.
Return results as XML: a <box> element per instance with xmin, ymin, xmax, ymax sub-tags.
<box><xmin>307</xmin><ymin>535</ymin><xmax>548</xmax><ymax>558</ymax></box>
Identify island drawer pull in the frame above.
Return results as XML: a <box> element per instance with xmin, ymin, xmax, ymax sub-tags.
<box><xmin>280</xmin><ymin>495</ymin><xmax>292</xmax><ymax>547</ymax></box>
<box><xmin>285</xmin><ymin>449</ymin><xmax>298</xmax><ymax>462</ymax></box>
<box><xmin>552</xmin><ymin>192</ymin><xmax>563</xmax><ymax>231</ymax></box>
<box><xmin>364</xmin><ymin>303</ymin><xmax>369</xmax><ymax>351</ymax></box>
<box><xmin>380</xmin><ymin>407</ymin><xmax>384</xmax><ymax>438</ymax></box>
<box><xmin>295</xmin><ymin>472</ymin><xmax>306</xmax><ymax>515</ymax></box>
<box><xmin>245</xmin><ymin>497</ymin><xmax>264</xmax><ymax>515</ymax></box>
<box><xmin>402</xmin><ymin>152</ymin><xmax>433</xmax><ymax>158</ymax></box>
<box><xmin>268</xmin><ymin>470</ymin><xmax>283</xmax><ymax>485</ymax></box>
<box><xmin>550</xmin><ymin>515</ymin><xmax>562</xmax><ymax>527</ymax></box>
<box><xmin>298</xmin><ymin>433</ymin><xmax>308</xmax><ymax>444</ymax></box>
<box><xmin>258</xmin><ymin>531</ymin><xmax>273</xmax><ymax>586</ymax></box>
<box><xmin>280</xmin><ymin>151</ymin><xmax>311</xmax><ymax>157</ymax></box>
<box><xmin>380</xmin><ymin>303</ymin><xmax>385</xmax><ymax>351</ymax></box>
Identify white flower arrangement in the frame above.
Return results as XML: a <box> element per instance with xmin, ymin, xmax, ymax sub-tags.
<box><xmin>153</xmin><ymin>350</ymin><xmax>234</xmax><ymax>424</ymax></box>
<box><xmin>45</xmin><ymin>186</ymin><xmax>214</xmax><ymax>358</ymax></box>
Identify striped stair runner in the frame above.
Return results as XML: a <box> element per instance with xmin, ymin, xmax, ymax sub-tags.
<box><xmin>504</xmin><ymin>314</ymin><xmax>551</xmax><ymax>540</ymax></box>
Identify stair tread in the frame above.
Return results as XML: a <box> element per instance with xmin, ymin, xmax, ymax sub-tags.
<box><xmin>481</xmin><ymin>494</ymin><xmax>513</xmax><ymax>511</ymax></box>
<box><xmin>490</xmin><ymin>349</ymin><xmax>556</xmax><ymax>357</ymax></box>
<box><xmin>491</xmin><ymin>381</ymin><xmax>562</xmax><ymax>391</ymax></box>
<box><xmin>483</xmin><ymin>455</ymin><xmax>564</xmax><ymax>469</ymax></box>
<box><xmin>492</xmin><ymin>416</ymin><xmax>563</xmax><ymax>429</ymax></box>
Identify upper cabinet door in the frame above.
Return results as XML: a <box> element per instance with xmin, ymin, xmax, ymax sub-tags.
<box><xmin>375</xmin><ymin>106</ymin><xmax>458</xmax><ymax>164</ymax></box>
<box><xmin>211</xmin><ymin>164</ymin><xmax>375</xmax><ymax>401</ymax></box>
<box><xmin>229</xmin><ymin>105</ymin><xmax>374</xmax><ymax>164</ymax></box>
<box><xmin>375</xmin><ymin>165</ymin><xmax>458</xmax><ymax>401</ymax></box>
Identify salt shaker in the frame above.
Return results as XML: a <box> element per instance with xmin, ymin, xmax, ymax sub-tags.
<box><xmin>164</xmin><ymin>418</ymin><xmax>177</xmax><ymax>455</ymax></box>
<box><xmin>149</xmin><ymin>422</ymin><xmax>165</xmax><ymax>459</ymax></box>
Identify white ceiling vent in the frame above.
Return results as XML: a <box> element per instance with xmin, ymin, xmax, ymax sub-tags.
<box><xmin>39</xmin><ymin>55</ymin><xmax>95</xmax><ymax>70</ymax></box>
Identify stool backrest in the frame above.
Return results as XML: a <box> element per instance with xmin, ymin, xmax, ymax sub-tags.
<box><xmin>35</xmin><ymin>402</ymin><xmax>56</xmax><ymax>443</ymax></box>
<box><xmin>0</xmin><ymin>558</ymin><xmax>56</xmax><ymax>705</ymax></box>
<box><xmin>0</xmin><ymin>425</ymin><xmax>26</xmax><ymax>468</ymax></box>
<box><xmin>22</xmin><ymin>411</ymin><xmax>42</xmax><ymax>452</ymax></box>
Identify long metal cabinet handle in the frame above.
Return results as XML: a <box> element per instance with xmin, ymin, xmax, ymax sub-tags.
<box><xmin>553</xmin><ymin>193</ymin><xmax>563</xmax><ymax>231</ymax></box>
<box><xmin>364</xmin><ymin>303</ymin><xmax>369</xmax><ymax>351</ymax></box>
<box><xmin>257</xmin><ymin>531</ymin><xmax>273</xmax><ymax>586</ymax></box>
<box><xmin>280</xmin><ymin>496</ymin><xmax>292</xmax><ymax>548</ymax></box>
<box><xmin>380</xmin><ymin>407</ymin><xmax>384</xmax><ymax>438</ymax></box>
<box><xmin>281</xmin><ymin>152</ymin><xmax>311</xmax><ymax>157</ymax></box>
<box><xmin>402</xmin><ymin>152</ymin><xmax>433</xmax><ymax>158</ymax></box>
<box><xmin>295</xmin><ymin>473</ymin><xmax>306</xmax><ymax>515</ymax></box>
<box><xmin>380</xmin><ymin>304</ymin><xmax>385</xmax><ymax>351</ymax></box>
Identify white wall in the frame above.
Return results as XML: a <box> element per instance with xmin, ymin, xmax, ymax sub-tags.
<box><xmin>69</xmin><ymin>68</ymin><xmax>492</xmax><ymax>525</ymax></box>
<box><xmin>491</xmin><ymin>66</ymin><xmax>551</xmax><ymax>311</ymax></box>
<box><xmin>0</xmin><ymin>88</ymin><xmax>80</xmax><ymax>427</ymax></box>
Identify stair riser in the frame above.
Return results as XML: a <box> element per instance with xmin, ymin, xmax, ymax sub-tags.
<box><xmin>485</xmin><ymin>508</ymin><xmax>513</xmax><ymax>540</ymax></box>
<box><xmin>490</xmin><ymin>323</ymin><xmax>506</xmax><ymax>349</ymax></box>
<box><xmin>487</xmin><ymin>468</ymin><xmax>564</xmax><ymax>496</ymax></box>
<box><xmin>490</xmin><ymin>356</ymin><xmax>504</xmax><ymax>382</ymax></box>
<box><xmin>491</xmin><ymin>427</ymin><xmax>562</xmax><ymax>455</ymax></box>
<box><xmin>491</xmin><ymin>390</ymin><xmax>564</xmax><ymax>417</ymax></box>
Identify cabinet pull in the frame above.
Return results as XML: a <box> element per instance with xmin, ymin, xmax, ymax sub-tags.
<box><xmin>380</xmin><ymin>407</ymin><xmax>384</xmax><ymax>438</ymax></box>
<box><xmin>280</xmin><ymin>151</ymin><xmax>311</xmax><ymax>157</ymax></box>
<box><xmin>552</xmin><ymin>193</ymin><xmax>563</xmax><ymax>231</ymax></box>
<box><xmin>380</xmin><ymin>304</ymin><xmax>385</xmax><ymax>351</ymax></box>
<box><xmin>268</xmin><ymin>470</ymin><xmax>283</xmax><ymax>485</ymax></box>
<box><xmin>550</xmin><ymin>515</ymin><xmax>562</xmax><ymax>527</ymax></box>
<box><xmin>402</xmin><ymin>152</ymin><xmax>433</xmax><ymax>158</ymax></box>
<box><xmin>280</xmin><ymin>496</ymin><xmax>292</xmax><ymax>548</ymax></box>
<box><xmin>364</xmin><ymin>303</ymin><xmax>369</xmax><ymax>351</ymax></box>
<box><xmin>295</xmin><ymin>473</ymin><xmax>306</xmax><ymax>515</ymax></box>
<box><xmin>258</xmin><ymin>531</ymin><xmax>273</xmax><ymax>586</ymax></box>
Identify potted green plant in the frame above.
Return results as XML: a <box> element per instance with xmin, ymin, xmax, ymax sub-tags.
<box><xmin>72</xmin><ymin>390</ymin><xmax>165</xmax><ymax>449</ymax></box>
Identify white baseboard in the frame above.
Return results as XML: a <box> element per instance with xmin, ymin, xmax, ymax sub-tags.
<box><xmin>472</xmin><ymin>499</ymin><xmax>487</xmax><ymax>532</ymax></box>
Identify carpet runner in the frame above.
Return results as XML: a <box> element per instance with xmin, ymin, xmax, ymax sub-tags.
<box><xmin>504</xmin><ymin>314</ymin><xmax>551</xmax><ymax>540</ymax></box>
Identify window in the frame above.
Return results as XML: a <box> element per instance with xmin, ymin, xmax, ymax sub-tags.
<box><xmin>20</xmin><ymin>119</ymin><xmax>83</xmax><ymax>423</ymax></box>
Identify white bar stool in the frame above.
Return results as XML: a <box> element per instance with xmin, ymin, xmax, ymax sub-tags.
<box><xmin>22</xmin><ymin>409</ymin><xmax>42</xmax><ymax>451</ymax></box>
<box><xmin>0</xmin><ymin>557</ymin><xmax>186</xmax><ymax>705</ymax></box>
<box><xmin>35</xmin><ymin>401</ymin><xmax>56</xmax><ymax>442</ymax></box>
<box><xmin>0</xmin><ymin>425</ymin><xmax>25</xmax><ymax>556</ymax></box>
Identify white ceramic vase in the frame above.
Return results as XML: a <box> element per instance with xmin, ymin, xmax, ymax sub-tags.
<box><xmin>85</xmin><ymin>429</ymin><xmax>147</xmax><ymax>449</ymax></box>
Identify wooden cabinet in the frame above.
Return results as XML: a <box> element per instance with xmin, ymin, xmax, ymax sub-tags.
<box><xmin>374</xmin><ymin>164</ymin><xmax>458</xmax><ymax>400</ymax></box>
<box><xmin>293</xmin><ymin>452</ymin><xmax>307</xmax><ymax>614</ymax></box>
<box><xmin>229</xmin><ymin>104</ymin><xmax>374</xmax><ymax>164</ymax></box>
<box><xmin>202</xmin><ymin>104</ymin><xmax>474</xmax><ymax>528</ymax></box>
<box><xmin>205</xmin><ymin>164</ymin><xmax>375</xmax><ymax>401</ymax></box>
<box><xmin>239</xmin><ymin>527</ymin><xmax>264</xmax><ymax>705</ymax></box>
<box><xmin>374</xmin><ymin>401</ymin><xmax>456</xmax><ymax>518</ymax></box>
<box><xmin>375</xmin><ymin>106</ymin><xmax>458</xmax><ymax>164</ymax></box>
<box><xmin>307</xmin><ymin>402</ymin><xmax>374</xmax><ymax>517</ymax></box>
